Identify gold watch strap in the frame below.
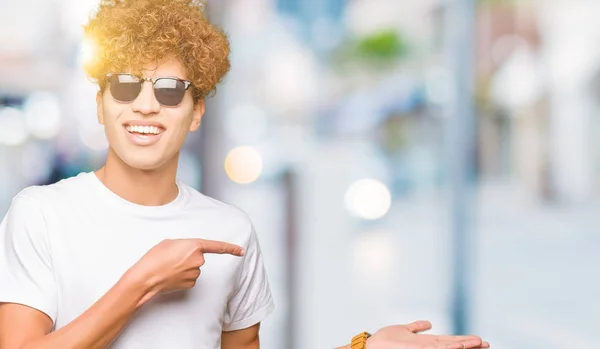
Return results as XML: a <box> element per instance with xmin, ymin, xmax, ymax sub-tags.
<box><xmin>351</xmin><ymin>332</ymin><xmax>371</xmax><ymax>349</ymax></box>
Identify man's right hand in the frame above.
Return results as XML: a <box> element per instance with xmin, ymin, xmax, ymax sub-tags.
<box><xmin>0</xmin><ymin>238</ymin><xmax>244</xmax><ymax>349</ymax></box>
<box><xmin>126</xmin><ymin>238</ymin><xmax>245</xmax><ymax>307</ymax></box>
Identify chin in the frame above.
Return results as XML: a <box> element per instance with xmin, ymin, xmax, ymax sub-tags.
<box><xmin>108</xmin><ymin>143</ymin><xmax>179</xmax><ymax>172</ymax></box>
<box><xmin>117</xmin><ymin>151</ymin><xmax>172</xmax><ymax>172</ymax></box>
<box><xmin>128</xmin><ymin>154</ymin><xmax>175</xmax><ymax>171</ymax></box>
<box><xmin>125</xmin><ymin>160</ymin><xmax>165</xmax><ymax>171</ymax></box>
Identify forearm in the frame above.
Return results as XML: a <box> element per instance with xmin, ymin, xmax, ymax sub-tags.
<box><xmin>221</xmin><ymin>340</ymin><xmax>259</xmax><ymax>349</ymax></box>
<box><xmin>335</xmin><ymin>346</ymin><xmax>350</xmax><ymax>349</ymax></box>
<box><xmin>220</xmin><ymin>324</ymin><xmax>260</xmax><ymax>349</ymax></box>
<box><xmin>22</xmin><ymin>271</ymin><xmax>150</xmax><ymax>349</ymax></box>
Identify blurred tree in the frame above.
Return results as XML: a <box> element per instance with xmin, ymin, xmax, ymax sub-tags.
<box><xmin>355</xmin><ymin>29</ymin><xmax>408</xmax><ymax>62</ymax></box>
<box><xmin>333</xmin><ymin>28</ymin><xmax>409</xmax><ymax>71</ymax></box>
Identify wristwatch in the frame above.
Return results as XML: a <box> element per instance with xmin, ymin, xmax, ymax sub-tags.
<box><xmin>351</xmin><ymin>332</ymin><xmax>371</xmax><ymax>349</ymax></box>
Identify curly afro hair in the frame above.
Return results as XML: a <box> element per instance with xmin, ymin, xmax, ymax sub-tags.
<box><xmin>83</xmin><ymin>0</ymin><xmax>230</xmax><ymax>102</ymax></box>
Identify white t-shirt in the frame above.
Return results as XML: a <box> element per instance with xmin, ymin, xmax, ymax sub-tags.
<box><xmin>0</xmin><ymin>172</ymin><xmax>274</xmax><ymax>348</ymax></box>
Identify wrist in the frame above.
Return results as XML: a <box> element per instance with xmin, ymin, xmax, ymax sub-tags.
<box><xmin>120</xmin><ymin>267</ymin><xmax>158</xmax><ymax>308</ymax></box>
<box><xmin>351</xmin><ymin>332</ymin><xmax>372</xmax><ymax>349</ymax></box>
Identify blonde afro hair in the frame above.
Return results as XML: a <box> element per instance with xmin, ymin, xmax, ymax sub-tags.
<box><xmin>83</xmin><ymin>0</ymin><xmax>230</xmax><ymax>101</ymax></box>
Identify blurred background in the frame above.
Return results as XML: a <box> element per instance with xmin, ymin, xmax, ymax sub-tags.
<box><xmin>0</xmin><ymin>0</ymin><xmax>598</xmax><ymax>348</ymax></box>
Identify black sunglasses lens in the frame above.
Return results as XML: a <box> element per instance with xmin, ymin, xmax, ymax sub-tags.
<box><xmin>154</xmin><ymin>78</ymin><xmax>186</xmax><ymax>106</ymax></box>
<box><xmin>109</xmin><ymin>75</ymin><xmax>142</xmax><ymax>102</ymax></box>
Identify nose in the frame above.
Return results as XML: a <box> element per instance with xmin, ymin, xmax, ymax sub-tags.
<box><xmin>131</xmin><ymin>79</ymin><xmax>160</xmax><ymax>115</ymax></box>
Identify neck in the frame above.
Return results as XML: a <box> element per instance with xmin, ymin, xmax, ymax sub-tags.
<box><xmin>96</xmin><ymin>148</ymin><xmax>180</xmax><ymax>206</ymax></box>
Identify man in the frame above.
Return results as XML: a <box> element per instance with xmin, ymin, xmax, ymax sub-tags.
<box><xmin>0</xmin><ymin>1</ymin><xmax>489</xmax><ymax>348</ymax></box>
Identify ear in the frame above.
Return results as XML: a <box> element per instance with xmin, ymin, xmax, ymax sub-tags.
<box><xmin>96</xmin><ymin>91</ymin><xmax>105</xmax><ymax>125</ymax></box>
<box><xmin>189</xmin><ymin>99</ymin><xmax>205</xmax><ymax>132</ymax></box>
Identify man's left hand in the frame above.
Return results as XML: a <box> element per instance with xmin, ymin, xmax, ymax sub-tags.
<box><xmin>366</xmin><ymin>320</ymin><xmax>490</xmax><ymax>349</ymax></box>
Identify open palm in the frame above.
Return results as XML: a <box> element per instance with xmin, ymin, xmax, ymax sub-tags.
<box><xmin>366</xmin><ymin>321</ymin><xmax>491</xmax><ymax>349</ymax></box>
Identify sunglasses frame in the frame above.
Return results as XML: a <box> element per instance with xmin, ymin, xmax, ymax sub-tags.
<box><xmin>105</xmin><ymin>73</ymin><xmax>193</xmax><ymax>107</ymax></box>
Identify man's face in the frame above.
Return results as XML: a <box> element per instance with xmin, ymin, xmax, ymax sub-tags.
<box><xmin>97</xmin><ymin>57</ymin><xmax>204</xmax><ymax>171</ymax></box>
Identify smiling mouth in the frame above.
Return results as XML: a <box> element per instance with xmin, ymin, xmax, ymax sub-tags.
<box><xmin>124</xmin><ymin>124</ymin><xmax>165</xmax><ymax>136</ymax></box>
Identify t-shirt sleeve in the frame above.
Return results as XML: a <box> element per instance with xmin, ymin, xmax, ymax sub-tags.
<box><xmin>222</xmin><ymin>225</ymin><xmax>275</xmax><ymax>331</ymax></box>
<box><xmin>0</xmin><ymin>195</ymin><xmax>57</xmax><ymax>323</ymax></box>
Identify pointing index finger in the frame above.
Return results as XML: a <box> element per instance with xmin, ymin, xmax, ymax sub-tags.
<box><xmin>196</xmin><ymin>239</ymin><xmax>245</xmax><ymax>256</ymax></box>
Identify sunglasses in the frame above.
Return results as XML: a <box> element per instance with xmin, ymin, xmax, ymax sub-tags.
<box><xmin>106</xmin><ymin>73</ymin><xmax>193</xmax><ymax>107</ymax></box>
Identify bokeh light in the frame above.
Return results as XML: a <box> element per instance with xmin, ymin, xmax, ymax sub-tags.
<box><xmin>0</xmin><ymin>107</ymin><xmax>29</xmax><ymax>146</ymax></box>
<box><xmin>23</xmin><ymin>92</ymin><xmax>62</xmax><ymax>139</ymax></box>
<box><xmin>345</xmin><ymin>178</ymin><xmax>392</xmax><ymax>220</ymax></box>
<box><xmin>225</xmin><ymin>146</ymin><xmax>263</xmax><ymax>184</ymax></box>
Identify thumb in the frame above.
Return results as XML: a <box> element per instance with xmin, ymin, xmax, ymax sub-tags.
<box><xmin>405</xmin><ymin>320</ymin><xmax>433</xmax><ymax>333</ymax></box>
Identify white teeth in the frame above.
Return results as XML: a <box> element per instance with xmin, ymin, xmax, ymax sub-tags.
<box><xmin>126</xmin><ymin>125</ymin><xmax>162</xmax><ymax>135</ymax></box>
